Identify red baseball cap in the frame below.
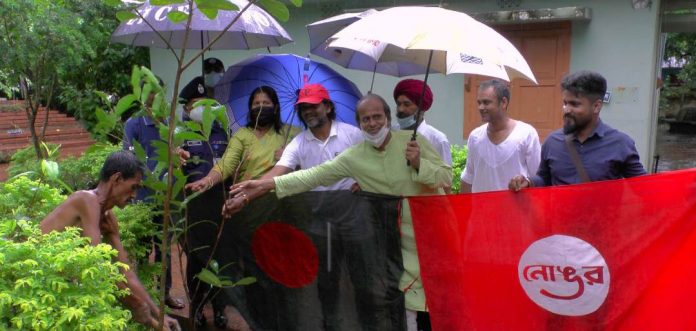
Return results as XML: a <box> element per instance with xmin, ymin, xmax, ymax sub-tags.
<box><xmin>295</xmin><ymin>83</ymin><xmax>330</xmax><ymax>105</ymax></box>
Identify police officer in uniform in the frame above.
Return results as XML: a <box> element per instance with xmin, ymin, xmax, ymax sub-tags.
<box><xmin>123</xmin><ymin>78</ymin><xmax>185</xmax><ymax>311</ymax></box>
<box><xmin>178</xmin><ymin>59</ymin><xmax>234</xmax><ymax>328</ymax></box>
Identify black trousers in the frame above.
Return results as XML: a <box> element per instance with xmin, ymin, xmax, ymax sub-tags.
<box><xmin>183</xmin><ymin>184</ymin><xmax>239</xmax><ymax>316</ymax></box>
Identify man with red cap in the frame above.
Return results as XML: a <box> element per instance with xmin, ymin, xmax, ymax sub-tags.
<box><xmin>258</xmin><ymin>83</ymin><xmax>363</xmax><ymax>330</ymax></box>
<box><xmin>224</xmin><ymin>93</ymin><xmax>452</xmax><ymax>331</ymax></box>
<box><xmin>393</xmin><ymin>79</ymin><xmax>452</xmax><ymax>168</ymax></box>
<box><xmin>261</xmin><ymin>83</ymin><xmax>362</xmax><ymax>190</ymax></box>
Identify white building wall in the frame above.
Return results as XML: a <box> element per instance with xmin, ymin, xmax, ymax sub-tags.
<box><xmin>151</xmin><ymin>0</ymin><xmax>661</xmax><ymax>165</ymax></box>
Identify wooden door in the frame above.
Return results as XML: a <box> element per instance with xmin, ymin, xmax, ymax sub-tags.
<box><xmin>464</xmin><ymin>22</ymin><xmax>571</xmax><ymax>141</ymax></box>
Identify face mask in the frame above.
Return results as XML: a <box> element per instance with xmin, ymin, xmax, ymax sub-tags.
<box><xmin>250</xmin><ymin>106</ymin><xmax>276</xmax><ymax>128</ymax></box>
<box><xmin>362</xmin><ymin>124</ymin><xmax>390</xmax><ymax>148</ymax></box>
<box><xmin>188</xmin><ymin>106</ymin><xmax>205</xmax><ymax>122</ymax></box>
<box><xmin>397</xmin><ymin>114</ymin><xmax>417</xmax><ymax>129</ymax></box>
<box><xmin>204</xmin><ymin>72</ymin><xmax>223</xmax><ymax>87</ymax></box>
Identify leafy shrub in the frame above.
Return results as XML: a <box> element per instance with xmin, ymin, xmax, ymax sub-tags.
<box><xmin>0</xmin><ymin>219</ymin><xmax>131</xmax><ymax>330</ymax></box>
<box><xmin>7</xmin><ymin>143</ymin><xmax>121</xmax><ymax>192</ymax></box>
<box><xmin>450</xmin><ymin>144</ymin><xmax>468</xmax><ymax>193</ymax></box>
<box><xmin>60</xmin><ymin>143</ymin><xmax>121</xmax><ymax>191</ymax></box>
<box><xmin>0</xmin><ymin>176</ymin><xmax>66</xmax><ymax>221</ymax></box>
<box><xmin>7</xmin><ymin>144</ymin><xmax>60</xmax><ymax>179</ymax></box>
<box><xmin>113</xmin><ymin>202</ymin><xmax>161</xmax><ymax>299</ymax></box>
<box><xmin>0</xmin><ymin>173</ymin><xmax>157</xmax><ymax>330</ymax></box>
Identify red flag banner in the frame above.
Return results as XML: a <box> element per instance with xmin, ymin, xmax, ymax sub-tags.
<box><xmin>408</xmin><ymin>169</ymin><xmax>696</xmax><ymax>331</ymax></box>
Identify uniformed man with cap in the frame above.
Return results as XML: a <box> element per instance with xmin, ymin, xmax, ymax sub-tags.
<box><xmin>123</xmin><ymin>78</ymin><xmax>185</xmax><ymax>311</ymax></box>
<box><xmin>177</xmin><ymin>57</ymin><xmax>238</xmax><ymax>328</ymax></box>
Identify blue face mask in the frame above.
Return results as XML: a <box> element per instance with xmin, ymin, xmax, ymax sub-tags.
<box><xmin>397</xmin><ymin>114</ymin><xmax>417</xmax><ymax>129</ymax></box>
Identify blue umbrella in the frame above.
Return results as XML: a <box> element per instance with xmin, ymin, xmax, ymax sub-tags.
<box><xmin>214</xmin><ymin>54</ymin><xmax>363</xmax><ymax>130</ymax></box>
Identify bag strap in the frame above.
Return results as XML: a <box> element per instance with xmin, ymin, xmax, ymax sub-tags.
<box><xmin>564</xmin><ymin>134</ymin><xmax>591</xmax><ymax>183</ymax></box>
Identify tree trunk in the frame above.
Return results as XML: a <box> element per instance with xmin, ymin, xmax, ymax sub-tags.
<box><xmin>27</xmin><ymin>103</ymin><xmax>43</xmax><ymax>160</ymax></box>
<box><xmin>40</xmin><ymin>76</ymin><xmax>56</xmax><ymax>141</ymax></box>
<box><xmin>21</xmin><ymin>77</ymin><xmax>45</xmax><ymax>159</ymax></box>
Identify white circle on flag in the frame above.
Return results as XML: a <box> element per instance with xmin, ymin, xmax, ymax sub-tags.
<box><xmin>518</xmin><ymin>234</ymin><xmax>610</xmax><ymax>316</ymax></box>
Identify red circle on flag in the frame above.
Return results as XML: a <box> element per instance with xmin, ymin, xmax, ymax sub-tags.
<box><xmin>251</xmin><ymin>222</ymin><xmax>318</xmax><ymax>288</ymax></box>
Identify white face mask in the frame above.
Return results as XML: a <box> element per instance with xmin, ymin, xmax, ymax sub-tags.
<box><xmin>189</xmin><ymin>106</ymin><xmax>205</xmax><ymax>122</ymax></box>
<box><xmin>204</xmin><ymin>72</ymin><xmax>223</xmax><ymax>87</ymax></box>
<box><xmin>362</xmin><ymin>124</ymin><xmax>390</xmax><ymax>148</ymax></box>
<box><xmin>397</xmin><ymin>114</ymin><xmax>417</xmax><ymax>129</ymax></box>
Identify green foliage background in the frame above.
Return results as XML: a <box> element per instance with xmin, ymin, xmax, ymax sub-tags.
<box><xmin>60</xmin><ymin>143</ymin><xmax>123</xmax><ymax>190</ymax></box>
<box><xmin>0</xmin><ymin>220</ymin><xmax>131</xmax><ymax>330</ymax></box>
<box><xmin>0</xmin><ymin>0</ymin><xmax>149</xmax><ymax>146</ymax></box>
<box><xmin>661</xmin><ymin>32</ymin><xmax>696</xmax><ymax>114</ymax></box>
<box><xmin>1</xmin><ymin>149</ymin><xmax>157</xmax><ymax>330</ymax></box>
<box><xmin>450</xmin><ymin>144</ymin><xmax>468</xmax><ymax>193</ymax></box>
<box><xmin>0</xmin><ymin>0</ymin><xmax>298</xmax><ymax>328</ymax></box>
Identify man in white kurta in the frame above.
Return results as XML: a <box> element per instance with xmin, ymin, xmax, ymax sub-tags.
<box><xmin>462</xmin><ymin>121</ymin><xmax>540</xmax><ymax>192</ymax></box>
<box><xmin>461</xmin><ymin>79</ymin><xmax>541</xmax><ymax>193</ymax></box>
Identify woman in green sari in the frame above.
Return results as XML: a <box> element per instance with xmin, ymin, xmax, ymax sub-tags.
<box><xmin>186</xmin><ymin>85</ymin><xmax>299</xmax><ymax>192</ymax></box>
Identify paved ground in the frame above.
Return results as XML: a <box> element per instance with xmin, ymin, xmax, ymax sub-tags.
<box><xmin>168</xmin><ymin>245</ymin><xmax>251</xmax><ymax>331</ymax></box>
<box><xmin>655</xmin><ymin>123</ymin><xmax>696</xmax><ymax>172</ymax></box>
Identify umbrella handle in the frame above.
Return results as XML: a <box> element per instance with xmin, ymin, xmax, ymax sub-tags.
<box><xmin>283</xmin><ymin>109</ymin><xmax>297</xmax><ymax>145</ymax></box>
<box><xmin>406</xmin><ymin>135</ymin><xmax>416</xmax><ymax>167</ymax></box>
<box><xmin>407</xmin><ymin>50</ymin><xmax>433</xmax><ymax>167</ymax></box>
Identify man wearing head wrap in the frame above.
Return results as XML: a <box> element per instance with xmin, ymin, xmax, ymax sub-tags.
<box><xmin>393</xmin><ymin>79</ymin><xmax>452</xmax><ymax>168</ymax></box>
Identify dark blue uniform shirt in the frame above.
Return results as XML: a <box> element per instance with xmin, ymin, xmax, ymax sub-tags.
<box><xmin>123</xmin><ymin>115</ymin><xmax>162</xmax><ymax>201</ymax></box>
<box><xmin>181</xmin><ymin>120</ymin><xmax>229</xmax><ymax>183</ymax></box>
<box><xmin>531</xmin><ymin>121</ymin><xmax>646</xmax><ymax>187</ymax></box>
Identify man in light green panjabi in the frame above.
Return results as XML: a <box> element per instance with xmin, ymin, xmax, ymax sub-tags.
<box><xmin>225</xmin><ymin>94</ymin><xmax>452</xmax><ymax>328</ymax></box>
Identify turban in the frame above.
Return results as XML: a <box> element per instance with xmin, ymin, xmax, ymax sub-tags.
<box><xmin>393</xmin><ymin>79</ymin><xmax>434</xmax><ymax>111</ymax></box>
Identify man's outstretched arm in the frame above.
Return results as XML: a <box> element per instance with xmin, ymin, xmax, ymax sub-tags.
<box><xmin>101</xmin><ymin>211</ymin><xmax>180</xmax><ymax>331</ymax></box>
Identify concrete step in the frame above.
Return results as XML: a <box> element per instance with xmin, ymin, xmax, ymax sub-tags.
<box><xmin>1</xmin><ymin>108</ymin><xmax>74</xmax><ymax>121</ymax></box>
<box><xmin>1</xmin><ymin>102</ymin><xmax>96</xmax><ymax>181</ymax></box>
<box><xmin>0</xmin><ymin>116</ymin><xmax>76</xmax><ymax>124</ymax></box>
<box><xmin>1</xmin><ymin>116</ymin><xmax>80</xmax><ymax>128</ymax></box>
<box><xmin>0</xmin><ymin>107</ymin><xmax>68</xmax><ymax>117</ymax></box>
<box><xmin>0</xmin><ymin>127</ymin><xmax>90</xmax><ymax>142</ymax></box>
<box><xmin>0</xmin><ymin>135</ymin><xmax>94</xmax><ymax>152</ymax></box>
<box><xmin>0</xmin><ymin>141</ymin><xmax>95</xmax><ymax>182</ymax></box>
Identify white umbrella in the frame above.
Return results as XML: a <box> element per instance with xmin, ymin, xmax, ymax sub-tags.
<box><xmin>308</xmin><ymin>9</ymin><xmax>378</xmax><ymax>55</ymax></box>
<box><xmin>327</xmin><ymin>6</ymin><xmax>536</xmax><ymax>84</ymax></box>
<box><xmin>111</xmin><ymin>0</ymin><xmax>292</xmax><ymax>50</ymax></box>
<box><xmin>324</xmin><ymin>6</ymin><xmax>537</xmax><ymax>143</ymax></box>
<box><xmin>307</xmin><ymin>9</ymin><xmax>435</xmax><ymax>90</ymax></box>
